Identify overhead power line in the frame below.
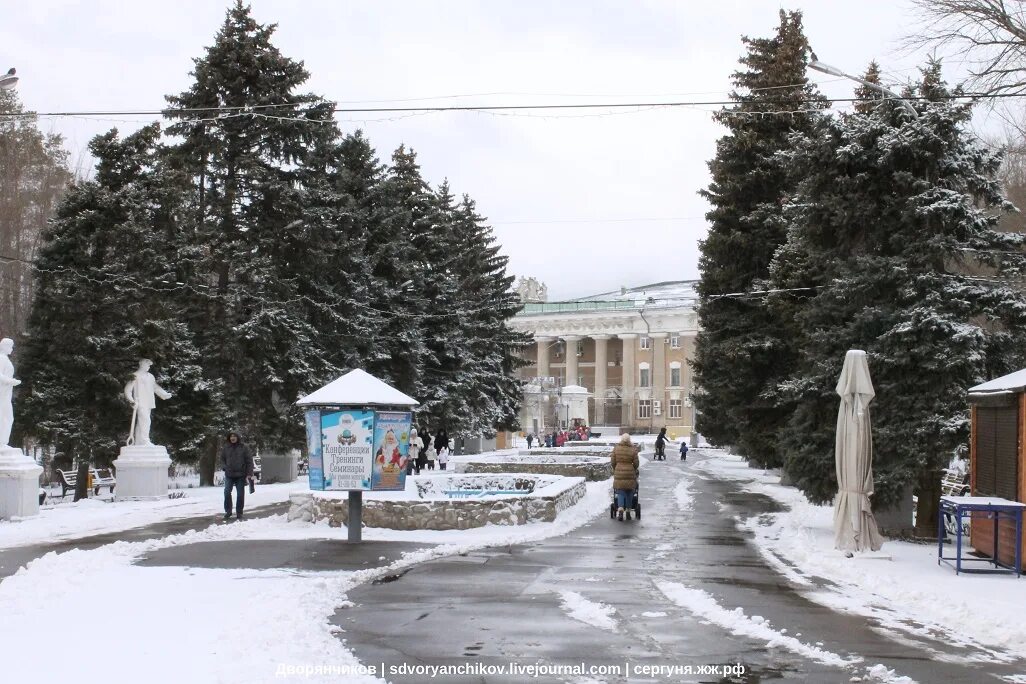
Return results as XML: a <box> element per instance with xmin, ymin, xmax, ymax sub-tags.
<box><xmin>0</xmin><ymin>91</ymin><xmax>1017</xmax><ymax>120</ymax></box>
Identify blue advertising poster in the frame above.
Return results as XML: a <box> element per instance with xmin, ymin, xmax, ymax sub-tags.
<box><xmin>371</xmin><ymin>411</ymin><xmax>412</xmax><ymax>491</ymax></box>
<box><xmin>320</xmin><ymin>410</ymin><xmax>375</xmax><ymax>491</ymax></box>
<box><xmin>304</xmin><ymin>410</ymin><xmax>324</xmax><ymax>490</ymax></box>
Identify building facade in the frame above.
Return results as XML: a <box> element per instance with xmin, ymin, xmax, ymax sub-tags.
<box><xmin>511</xmin><ymin>280</ymin><xmax>699</xmax><ymax>436</ymax></box>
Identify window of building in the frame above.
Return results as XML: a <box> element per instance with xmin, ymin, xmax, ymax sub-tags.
<box><xmin>669</xmin><ymin>399</ymin><xmax>683</xmax><ymax>419</ymax></box>
<box><xmin>640</xmin><ymin>336</ymin><xmax>651</xmax><ymax>350</ymax></box>
<box><xmin>638</xmin><ymin>399</ymin><xmax>651</xmax><ymax>419</ymax></box>
<box><xmin>639</xmin><ymin>362</ymin><xmax>650</xmax><ymax>388</ymax></box>
<box><xmin>670</xmin><ymin>335</ymin><xmax>680</xmax><ymax>349</ymax></box>
<box><xmin>670</xmin><ymin>363</ymin><xmax>682</xmax><ymax>387</ymax></box>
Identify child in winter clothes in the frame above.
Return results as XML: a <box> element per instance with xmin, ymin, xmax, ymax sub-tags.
<box><xmin>426</xmin><ymin>444</ymin><xmax>437</xmax><ymax>470</ymax></box>
<box><xmin>679</xmin><ymin>442</ymin><xmax>688</xmax><ymax>461</ymax></box>
<box><xmin>437</xmin><ymin>446</ymin><xmax>449</xmax><ymax>470</ymax></box>
<box><xmin>407</xmin><ymin>429</ymin><xmax>423</xmax><ymax>475</ymax></box>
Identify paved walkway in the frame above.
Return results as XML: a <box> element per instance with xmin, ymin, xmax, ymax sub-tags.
<box><xmin>336</xmin><ymin>451</ymin><xmax>1026</xmax><ymax>683</ymax></box>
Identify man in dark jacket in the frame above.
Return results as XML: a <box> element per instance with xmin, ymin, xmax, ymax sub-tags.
<box><xmin>219</xmin><ymin>431</ymin><xmax>254</xmax><ymax>521</ymax></box>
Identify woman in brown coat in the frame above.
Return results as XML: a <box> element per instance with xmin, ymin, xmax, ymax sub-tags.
<box><xmin>611</xmin><ymin>433</ymin><xmax>639</xmax><ymax>521</ymax></box>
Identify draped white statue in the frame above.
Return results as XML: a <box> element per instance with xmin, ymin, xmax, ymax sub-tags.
<box><xmin>0</xmin><ymin>338</ymin><xmax>21</xmax><ymax>447</ymax></box>
<box><xmin>124</xmin><ymin>359</ymin><xmax>172</xmax><ymax>446</ymax></box>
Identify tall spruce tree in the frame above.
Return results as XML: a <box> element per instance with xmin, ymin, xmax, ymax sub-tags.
<box><xmin>770</xmin><ymin>61</ymin><xmax>1026</xmax><ymax>533</ymax></box>
<box><xmin>164</xmin><ymin>1</ymin><xmax>337</xmax><ymax>478</ymax></box>
<box><xmin>18</xmin><ymin>125</ymin><xmax>213</xmax><ymax>468</ymax></box>
<box><xmin>449</xmin><ymin>195</ymin><xmax>530</xmax><ymax>433</ymax></box>
<box><xmin>693</xmin><ymin>10</ymin><xmax>827</xmax><ymax>465</ymax></box>
<box><xmin>363</xmin><ymin>145</ymin><xmax>434</xmax><ymax>402</ymax></box>
<box><xmin>294</xmin><ymin>127</ymin><xmax>377</xmax><ymax>377</ymax></box>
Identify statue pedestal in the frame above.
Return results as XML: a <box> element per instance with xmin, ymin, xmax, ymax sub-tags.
<box><xmin>0</xmin><ymin>446</ymin><xmax>43</xmax><ymax>520</ymax></box>
<box><xmin>113</xmin><ymin>445</ymin><xmax>170</xmax><ymax>500</ymax></box>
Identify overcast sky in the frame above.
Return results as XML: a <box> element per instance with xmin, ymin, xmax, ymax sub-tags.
<box><xmin>2</xmin><ymin>1</ymin><xmax>986</xmax><ymax>300</ymax></box>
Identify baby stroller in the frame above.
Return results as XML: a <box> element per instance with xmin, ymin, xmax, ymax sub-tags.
<box><xmin>609</xmin><ymin>485</ymin><xmax>641</xmax><ymax>521</ymax></box>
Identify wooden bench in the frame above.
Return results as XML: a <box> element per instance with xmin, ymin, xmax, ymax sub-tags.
<box><xmin>55</xmin><ymin>468</ymin><xmax>116</xmax><ymax>499</ymax></box>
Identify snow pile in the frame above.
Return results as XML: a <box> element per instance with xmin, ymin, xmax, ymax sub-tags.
<box><xmin>698</xmin><ymin>451</ymin><xmax>1026</xmax><ymax>661</ymax></box>
<box><xmin>673</xmin><ymin>476</ymin><xmax>694</xmax><ymax>511</ymax></box>
<box><xmin>557</xmin><ymin>590</ymin><xmax>619</xmax><ymax>632</ymax></box>
<box><xmin>656</xmin><ymin>581</ymin><xmax>858</xmax><ymax>668</ymax></box>
<box><xmin>863</xmin><ymin>663</ymin><xmax>916</xmax><ymax>683</ymax></box>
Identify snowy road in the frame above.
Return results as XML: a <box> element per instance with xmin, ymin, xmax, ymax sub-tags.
<box><xmin>336</xmin><ymin>451</ymin><xmax>1026</xmax><ymax>683</ymax></box>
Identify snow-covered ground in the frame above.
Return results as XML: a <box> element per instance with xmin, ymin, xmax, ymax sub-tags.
<box><xmin>0</xmin><ymin>445</ymin><xmax>564</xmax><ymax>550</ymax></box>
<box><xmin>696</xmin><ymin>450</ymin><xmax>1026</xmax><ymax>663</ymax></box>
<box><xmin>0</xmin><ymin>480</ymin><xmax>310</xmax><ymax>549</ymax></box>
<box><xmin>0</xmin><ymin>478</ymin><xmax>613</xmax><ymax>684</ymax></box>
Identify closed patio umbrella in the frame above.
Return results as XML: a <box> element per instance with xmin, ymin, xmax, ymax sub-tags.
<box><xmin>834</xmin><ymin>350</ymin><xmax>883</xmax><ymax>553</ymax></box>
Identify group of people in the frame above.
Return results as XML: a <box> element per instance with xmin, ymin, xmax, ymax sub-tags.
<box><xmin>653</xmin><ymin>427</ymin><xmax>687</xmax><ymax>461</ymax></box>
<box><xmin>525</xmin><ymin>425</ymin><xmax>590</xmax><ymax>449</ymax></box>
<box><xmin>613</xmin><ymin>428</ymin><xmax>691</xmax><ymax>522</ymax></box>
<box><xmin>406</xmin><ymin>427</ymin><xmax>452</xmax><ymax>475</ymax></box>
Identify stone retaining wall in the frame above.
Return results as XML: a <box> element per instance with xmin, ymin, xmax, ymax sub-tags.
<box><xmin>456</xmin><ymin>455</ymin><xmax>611</xmax><ymax>482</ymax></box>
<box><xmin>521</xmin><ymin>447</ymin><xmax>612</xmax><ymax>458</ymax></box>
<box><xmin>287</xmin><ymin>474</ymin><xmax>586</xmax><ymax>531</ymax></box>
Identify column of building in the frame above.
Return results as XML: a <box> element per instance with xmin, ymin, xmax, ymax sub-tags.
<box><xmin>619</xmin><ymin>334</ymin><xmax>637</xmax><ymax>424</ymax></box>
<box><xmin>535</xmin><ymin>336</ymin><xmax>552</xmax><ymax>380</ymax></box>
<box><xmin>650</xmin><ymin>332</ymin><xmax>667</xmax><ymax>427</ymax></box>
<box><xmin>592</xmin><ymin>335</ymin><xmax>609</xmax><ymax>425</ymax></box>
<box><xmin>562</xmin><ymin>335</ymin><xmax>581</xmax><ymax>387</ymax></box>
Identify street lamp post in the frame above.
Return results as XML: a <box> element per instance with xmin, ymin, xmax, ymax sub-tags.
<box><xmin>0</xmin><ymin>68</ymin><xmax>18</xmax><ymax>90</ymax></box>
<box><xmin>808</xmin><ymin>55</ymin><xmax>918</xmax><ymax>118</ymax></box>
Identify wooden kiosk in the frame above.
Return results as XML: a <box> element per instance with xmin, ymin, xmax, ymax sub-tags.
<box><xmin>966</xmin><ymin>369</ymin><xmax>1026</xmax><ymax>570</ymax></box>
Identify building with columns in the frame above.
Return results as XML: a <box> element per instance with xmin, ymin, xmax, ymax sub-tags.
<box><xmin>511</xmin><ymin>280</ymin><xmax>699</xmax><ymax>436</ymax></box>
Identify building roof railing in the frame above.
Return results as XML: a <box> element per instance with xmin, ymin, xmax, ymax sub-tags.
<box><xmin>520</xmin><ymin>300</ymin><xmax>639</xmax><ymax>314</ymax></box>
<box><xmin>519</xmin><ymin>299</ymin><xmax>696</xmax><ymax>315</ymax></box>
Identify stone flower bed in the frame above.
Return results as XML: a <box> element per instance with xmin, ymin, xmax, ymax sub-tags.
<box><xmin>453</xmin><ymin>452</ymin><xmax>611</xmax><ymax>482</ymax></box>
<box><xmin>523</xmin><ymin>446</ymin><xmax>613</xmax><ymax>457</ymax></box>
<box><xmin>287</xmin><ymin>473</ymin><xmax>586</xmax><ymax>531</ymax></box>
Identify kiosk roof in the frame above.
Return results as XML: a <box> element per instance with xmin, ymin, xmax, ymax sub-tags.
<box><xmin>296</xmin><ymin>368</ymin><xmax>419</xmax><ymax>407</ymax></box>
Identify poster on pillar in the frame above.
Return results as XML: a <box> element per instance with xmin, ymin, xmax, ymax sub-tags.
<box><xmin>371</xmin><ymin>411</ymin><xmax>412</xmax><ymax>491</ymax></box>
<box><xmin>320</xmin><ymin>410</ymin><xmax>375</xmax><ymax>490</ymax></box>
<box><xmin>305</xmin><ymin>410</ymin><xmax>325</xmax><ymax>490</ymax></box>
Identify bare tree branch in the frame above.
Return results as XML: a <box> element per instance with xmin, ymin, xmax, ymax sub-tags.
<box><xmin>907</xmin><ymin>0</ymin><xmax>1026</xmax><ymax>95</ymax></box>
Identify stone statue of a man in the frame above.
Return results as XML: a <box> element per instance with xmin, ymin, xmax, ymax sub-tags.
<box><xmin>124</xmin><ymin>359</ymin><xmax>172</xmax><ymax>446</ymax></box>
<box><xmin>0</xmin><ymin>338</ymin><xmax>21</xmax><ymax>447</ymax></box>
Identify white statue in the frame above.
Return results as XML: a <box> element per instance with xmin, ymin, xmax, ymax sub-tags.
<box><xmin>124</xmin><ymin>359</ymin><xmax>172</xmax><ymax>446</ymax></box>
<box><xmin>0</xmin><ymin>338</ymin><xmax>21</xmax><ymax>447</ymax></box>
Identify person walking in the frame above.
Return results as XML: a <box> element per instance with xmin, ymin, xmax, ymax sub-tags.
<box><xmin>526</xmin><ymin>433</ymin><xmax>534</xmax><ymax>449</ymax></box>
<box><xmin>437</xmin><ymin>445</ymin><xmax>449</xmax><ymax>470</ymax></box>
<box><xmin>611</xmin><ymin>433</ymin><xmax>639</xmax><ymax>521</ymax></box>
<box><xmin>219</xmin><ymin>431</ymin><xmax>254</xmax><ymax>521</ymax></box>
<box><xmin>434</xmin><ymin>429</ymin><xmax>449</xmax><ymax>455</ymax></box>
<box><xmin>408</xmin><ymin>428</ymin><xmax>423</xmax><ymax>476</ymax></box>
<box><xmin>679</xmin><ymin>441</ymin><xmax>689</xmax><ymax>461</ymax></box>
<box><xmin>654</xmin><ymin>427</ymin><xmax>669</xmax><ymax>461</ymax></box>
<box><xmin>425</xmin><ymin>443</ymin><xmax>437</xmax><ymax>470</ymax></box>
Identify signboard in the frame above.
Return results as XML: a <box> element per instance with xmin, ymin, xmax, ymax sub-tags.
<box><xmin>371</xmin><ymin>411</ymin><xmax>412</xmax><ymax>491</ymax></box>
<box><xmin>320</xmin><ymin>410</ymin><xmax>375</xmax><ymax>490</ymax></box>
<box><xmin>304</xmin><ymin>410</ymin><xmax>324</xmax><ymax>490</ymax></box>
